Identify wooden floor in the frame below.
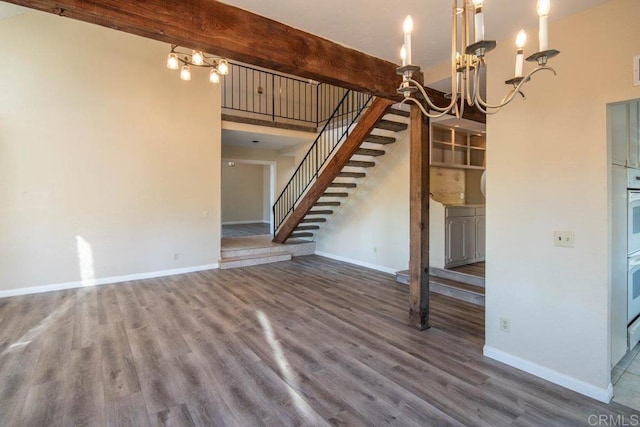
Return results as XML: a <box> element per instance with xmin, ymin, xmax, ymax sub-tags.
<box><xmin>0</xmin><ymin>256</ymin><xmax>635</xmax><ymax>425</ymax></box>
<box><xmin>449</xmin><ymin>261</ymin><xmax>485</xmax><ymax>278</ymax></box>
<box><xmin>222</xmin><ymin>222</ymin><xmax>271</xmax><ymax>238</ymax></box>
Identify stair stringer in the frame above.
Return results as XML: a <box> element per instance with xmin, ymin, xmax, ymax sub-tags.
<box><xmin>272</xmin><ymin>97</ymin><xmax>395</xmax><ymax>244</ymax></box>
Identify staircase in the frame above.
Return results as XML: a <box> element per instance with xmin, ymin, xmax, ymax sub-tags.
<box><xmin>395</xmin><ymin>267</ymin><xmax>485</xmax><ymax>306</ymax></box>
<box><xmin>272</xmin><ymin>91</ymin><xmax>409</xmax><ymax>243</ymax></box>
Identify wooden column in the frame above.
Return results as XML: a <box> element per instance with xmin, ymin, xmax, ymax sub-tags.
<box><xmin>409</xmin><ymin>106</ymin><xmax>430</xmax><ymax>330</ymax></box>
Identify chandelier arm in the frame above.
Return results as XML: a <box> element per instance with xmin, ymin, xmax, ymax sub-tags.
<box><xmin>475</xmin><ymin>66</ymin><xmax>556</xmax><ymax>110</ymax></box>
<box><xmin>406</xmin><ymin>78</ymin><xmax>458</xmax><ymax>113</ymax></box>
<box><xmin>400</xmin><ymin>97</ymin><xmax>455</xmax><ymax>119</ymax></box>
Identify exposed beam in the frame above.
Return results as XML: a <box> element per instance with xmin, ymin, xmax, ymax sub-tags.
<box><xmin>273</xmin><ymin>97</ymin><xmax>395</xmax><ymax>244</ymax></box>
<box><xmin>409</xmin><ymin>106</ymin><xmax>430</xmax><ymax>330</ymax></box>
<box><xmin>5</xmin><ymin>0</ymin><xmax>403</xmax><ymax>98</ymax></box>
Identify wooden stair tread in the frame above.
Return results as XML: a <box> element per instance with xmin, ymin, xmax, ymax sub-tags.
<box><xmin>308</xmin><ymin>210</ymin><xmax>333</xmax><ymax>215</ymax></box>
<box><xmin>322</xmin><ymin>192</ymin><xmax>349</xmax><ymax>197</ymax></box>
<box><xmin>315</xmin><ymin>201</ymin><xmax>341</xmax><ymax>206</ymax></box>
<box><xmin>346</xmin><ymin>160</ymin><xmax>375</xmax><ymax>168</ymax></box>
<box><xmin>338</xmin><ymin>172</ymin><xmax>366</xmax><ymax>178</ymax></box>
<box><xmin>376</xmin><ymin>119</ymin><xmax>408</xmax><ymax>132</ymax></box>
<box><xmin>354</xmin><ymin>148</ymin><xmax>385</xmax><ymax>157</ymax></box>
<box><xmin>295</xmin><ymin>225</ymin><xmax>320</xmax><ymax>230</ymax></box>
<box><xmin>289</xmin><ymin>232</ymin><xmax>314</xmax><ymax>238</ymax></box>
<box><xmin>395</xmin><ymin>270</ymin><xmax>484</xmax><ymax>295</ymax></box>
<box><xmin>386</xmin><ymin>107</ymin><xmax>410</xmax><ymax>118</ymax></box>
<box><xmin>365</xmin><ymin>134</ymin><xmax>396</xmax><ymax>145</ymax></box>
<box><xmin>329</xmin><ymin>182</ymin><xmax>357</xmax><ymax>188</ymax></box>
<box><xmin>301</xmin><ymin>218</ymin><xmax>327</xmax><ymax>223</ymax></box>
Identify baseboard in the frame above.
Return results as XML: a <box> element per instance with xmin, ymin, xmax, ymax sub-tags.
<box><xmin>315</xmin><ymin>251</ymin><xmax>397</xmax><ymax>275</ymax></box>
<box><xmin>222</xmin><ymin>221</ymin><xmax>269</xmax><ymax>225</ymax></box>
<box><xmin>0</xmin><ymin>263</ymin><xmax>219</xmax><ymax>299</ymax></box>
<box><xmin>483</xmin><ymin>345</ymin><xmax>613</xmax><ymax>403</ymax></box>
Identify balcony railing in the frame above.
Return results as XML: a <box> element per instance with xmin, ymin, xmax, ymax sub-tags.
<box><xmin>222</xmin><ymin>62</ymin><xmax>349</xmax><ymax>127</ymax></box>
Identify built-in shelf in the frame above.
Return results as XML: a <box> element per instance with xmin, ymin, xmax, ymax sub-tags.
<box><xmin>431</xmin><ymin>123</ymin><xmax>486</xmax><ymax>170</ymax></box>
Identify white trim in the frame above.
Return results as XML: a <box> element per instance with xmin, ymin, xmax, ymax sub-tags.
<box><xmin>315</xmin><ymin>251</ymin><xmax>397</xmax><ymax>275</ymax></box>
<box><xmin>222</xmin><ymin>220</ymin><xmax>270</xmax><ymax>225</ymax></box>
<box><xmin>0</xmin><ymin>264</ymin><xmax>219</xmax><ymax>299</ymax></box>
<box><xmin>483</xmin><ymin>345</ymin><xmax>613</xmax><ymax>403</ymax></box>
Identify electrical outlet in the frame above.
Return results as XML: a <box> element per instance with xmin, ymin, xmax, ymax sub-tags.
<box><xmin>634</xmin><ymin>54</ymin><xmax>640</xmax><ymax>86</ymax></box>
<box><xmin>554</xmin><ymin>231</ymin><xmax>575</xmax><ymax>248</ymax></box>
<box><xmin>373</xmin><ymin>247</ymin><xmax>378</xmax><ymax>253</ymax></box>
<box><xmin>459</xmin><ymin>192</ymin><xmax>465</xmax><ymax>200</ymax></box>
<box><xmin>174</xmin><ymin>253</ymin><xmax>179</xmax><ymax>261</ymax></box>
<box><xmin>500</xmin><ymin>317</ymin><xmax>511</xmax><ymax>333</ymax></box>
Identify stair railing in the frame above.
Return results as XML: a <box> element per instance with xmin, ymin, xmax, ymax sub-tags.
<box><xmin>273</xmin><ymin>90</ymin><xmax>373</xmax><ymax>234</ymax></box>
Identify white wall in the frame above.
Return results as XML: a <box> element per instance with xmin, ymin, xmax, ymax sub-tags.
<box><xmin>221</xmin><ymin>162</ymin><xmax>266</xmax><ymax>223</ymax></box>
<box><xmin>315</xmin><ymin>131</ymin><xmax>410</xmax><ymax>273</ymax></box>
<box><xmin>484</xmin><ymin>0</ymin><xmax>640</xmax><ymax>401</ymax></box>
<box><xmin>0</xmin><ymin>12</ymin><xmax>222</xmax><ymax>293</ymax></box>
<box><xmin>221</xmin><ymin>145</ymin><xmax>295</xmax><ymax>194</ymax></box>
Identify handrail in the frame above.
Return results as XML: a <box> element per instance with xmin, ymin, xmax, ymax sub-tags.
<box><xmin>272</xmin><ymin>90</ymin><xmax>373</xmax><ymax>234</ymax></box>
<box><xmin>222</xmin><ymin>61</ymin><xmax>348</xmax><ymax>126</ymax></box>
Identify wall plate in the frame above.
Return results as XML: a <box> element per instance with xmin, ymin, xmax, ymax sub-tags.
<box><xmin>634</xmin><ymin>55</ymin><xmax>640</xmax><ymax>87</ymax></box>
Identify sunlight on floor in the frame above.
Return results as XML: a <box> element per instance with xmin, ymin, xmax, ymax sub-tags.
<box><xmin>76</xmin><ymin>235</ymin><xmax>96</xmax><ymax>287</ymax></box>
<box><xmin>256</xmin><ymin>310</ymin><xmax>326</xmax><ymax>425</ymax></box>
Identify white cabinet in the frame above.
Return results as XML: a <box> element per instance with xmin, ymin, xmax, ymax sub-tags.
<box><xmin>610</xmin><ymin>102</ymin><xmax>640</xmax><ymax>167</ymax></box>
<box><xmin>445</xmin><ymin>207</ymin><xmax>485</xmax><ymax>267</ymax></box>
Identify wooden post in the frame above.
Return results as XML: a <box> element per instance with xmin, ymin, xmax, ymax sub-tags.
<box><xmin>409</xmin><ymin>105</ymin><xmax>430</xmax><ymax>330</ymax></box>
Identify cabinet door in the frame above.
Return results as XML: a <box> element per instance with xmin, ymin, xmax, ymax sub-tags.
<box><xmin>629</xmin><ymin>103</ymin><xmax>640</xmax><ymax>169</ymax></box>
<box><xmin>610</xmin><ymin>103</ymin><xmax>628</xmax><ymax>167</ymax></box>
<box><xmin>446</xmin><ymin>218</ymin><xmax>465</xmax><ymax>265</ymax></box>
<box><xmin>462</xmin><ymin>218</ymin><xmax>476</xmax><ymax>261</ymax></box>
<box><xmin>475</xmin><ymin>217</ymin><xmax>486</xmax><ymax>260</ymax></box>
<box><xmin>631</xmin><ymin>102</ymin><xmax>640</xmax><ymax>167</ymax></box>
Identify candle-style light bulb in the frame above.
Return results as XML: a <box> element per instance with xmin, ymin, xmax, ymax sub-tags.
<box><xmin>537</xmin><ymin>0</ymin><xmax>551</xmax><ymax>51</ymax></box>
<box><xmin>403</xmin><ymin>15</ymin><xmax>413</xmax><ymax>65</ymax></box>
<box><xmin>473</xmin><ymin>0</ymin><xmax>485</xmax><ymax>42</ymax></box>
<box><xmin>515</xmin><ymin>30</ymin><xmax>527</xmax><ymax>77</ymax></box>
<box><xmin>400</xmin><ymin>45</ymin><xmax>407</xmax><ymax>66</ymax></box>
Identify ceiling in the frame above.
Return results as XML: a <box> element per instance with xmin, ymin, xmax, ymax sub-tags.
<box><xmin>221</xmin><ymin>0</ymin><xmax>607</xmax><ymax>74</ymax></box>
<box><xmin>222</xmin><ymin>128</ymin><xmax>312</xmax><ymax>151</ymax></box>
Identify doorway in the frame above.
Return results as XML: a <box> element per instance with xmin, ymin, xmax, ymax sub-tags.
<box><xmin>221</xmin><ymin>158</ymin><xmax>276</xmax><ymax>238</ymax></box>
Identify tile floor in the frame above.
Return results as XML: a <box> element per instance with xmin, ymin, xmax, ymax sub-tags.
<box><xmin>613</xmin><ymin>342</ymin><xmax>640</xmax><ymax>410</ymax></box>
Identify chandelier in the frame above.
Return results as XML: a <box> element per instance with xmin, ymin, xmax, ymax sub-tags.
<box><xmin>166</xmin><ymin>45</ymin><xmax>230</xmax><ymax>83</ymax></box>
<box><xmin>396</xmin><ymin>0</ymin><xmax>560</xmax><ymax>117</ymax></box>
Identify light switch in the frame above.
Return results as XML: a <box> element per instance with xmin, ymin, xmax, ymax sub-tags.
<box><xmin>634</xmin><ymin>55</ymin><xmax>640</xmax><ymax>87</ymax></box>
<box><xmin>554</xmin><ymin>231</ymin><xmax>575</xmax><ymax>248</ymax></box>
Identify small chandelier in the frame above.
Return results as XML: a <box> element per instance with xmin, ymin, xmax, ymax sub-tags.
<box><xmin>396</xmin><ymin>0</ymin><xmax>560</xmax><ymax>117</ymax></box>
<box><xmin>166</xmin><ymin>45</ymin><xmax>230</xmax><ymax>84</ymax></box>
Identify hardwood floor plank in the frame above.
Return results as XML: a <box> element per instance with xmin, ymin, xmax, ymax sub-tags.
<box><xmin>0</xmin><ymin>255</ymin><xmax>637</xmax><ymax>424</ymax></box>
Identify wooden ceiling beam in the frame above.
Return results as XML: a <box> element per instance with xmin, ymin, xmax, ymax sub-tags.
<box><xmin>5</xmin><ymin>0</ymin><xmax>485</xmax><ymax>122</ymax></box>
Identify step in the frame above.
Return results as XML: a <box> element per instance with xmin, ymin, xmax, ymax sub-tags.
<box><xmin>395</xmin><ymin>270</ymin><xmax>485</xmax><ymax>306</ymax></box>
<box><xmin>338</xmin><ymin>172</ymin><xmax>366</xmax><ymax>178</ymax></box>
<box><xmin>308</xmin><ymin>209</ymin><xmax>333</xmax><ymax>215</ymax></box>
<box><xmin>346</xmin><ymin>160</ymin><xmax>376</xmax><ymax>168</ymax></box>
<box><xmin>376</xmin><ymin>119</ymin><xmax>409</xmax><ymax>132</ymax></box>
<box><xmin>221</xmin><ymin>238</ymin><xmax>315</xmax><ymax>259</ymax></box>
<box><xmin>429</xmin><ymin>266</ymin><xmax>485</xmax><ymax>288</ymax></box>
<box><xmin>301</xmin><ymin>218</ymin><xmax>327</xmax><ymax>223</ymax></box>
<box><xmin>354</xmin><ymin>148</ymin><xmax>385</xmax><ymax>157</ymax></box>
<box><xmin>219</xmin><ymin>252</ymin><xmax>291</xmax><ymax>270</ymax></box>
<box><xmin>329</xmin><ymin>182</ymin><xmax>357</xmax><ymax>188</ymax></box>
<box><xmin>290</xmin><ymin>232</ymin><xmax>314</xmax><ymax>239</ymax></box>
<box><xmin>315</xmin><ymin>201</ymin><xmax>341</xmax><ymax>206</ymax></box>
<box><xmin>386</xmin><ymin>107</ymin><xmax>410</xmax><ymax>118</ymax></box>
<box><xmin>295</xmin><ymin>225</ymin><xmax>320</xmax><ymax>231</ymax></box>
<box><xmin>365</xmin><ymin>134</ymin><xmax>396</xmax><ymax>145</ymax></box>
<box><xmin>322</xmin><ymin>192</ymin><xmax>349</xmax><ymax>197</ymax></box>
